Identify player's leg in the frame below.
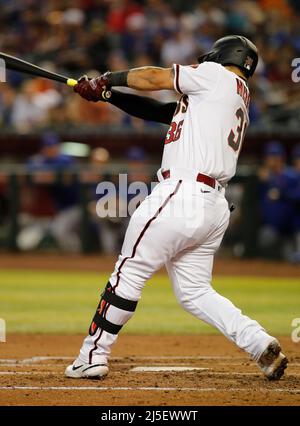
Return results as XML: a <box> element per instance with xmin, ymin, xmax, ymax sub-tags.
<box><xmin>167</xmin><ymin>246</ymin><xmax>274</xmax><ymax>360</ymax></box>
<box><xmin>166</xmin><ymin>194</ymin><xmax>287</xmax><ymax>379</ymax></box>
<box><xmin>66</xmin><ymin>179</ymin><xmax>186</xmax><ymax>378</ymax></box>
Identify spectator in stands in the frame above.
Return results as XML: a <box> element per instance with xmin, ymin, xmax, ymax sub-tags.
<box><xmin>0</xmin><ymin>85</ymin><xmax>17</xmax><ymax>128</ymax></box>
<box><xmin>2</xmin><ymin>0</ymin><xmax>300</xmax><ymax>260</ymax></box>
<box><xmin>292</xmin><ymin>143</ymin><xmax>300</xmax><ymax>174</ymax></box>
<box><xmin>11</xmin><ymin>79</ymin><xmax>62</xmax><ymax>132</ymax></box>
<box><xmin>87</xmin><ymin>145</ymin><xmax>151</xmax><ymax>254</ymax></box>
<box><xmin>0</xmin><ymin>175</ymin><xmax>9</xmax><ymax>238</ymax></box>
<box><xmin>85</xmin><ymin>146</ymin><xmax>126</xmax><ymax>254</ymax></box>
<box><xmin>257</xmin><ymin>141</ymin><xmax>298</xmax><ymax>260</ymax></box>
<box><xmin>18</xmin><ymin>132</ymin><xmax>81</xmax><ymax>252</ymax></box>
<box><xmin>288</xmin><ymin>144</ymin><xmax>300</xmax><ymax>262</ymax></box>
<box><xmin>125</xmin><ymin>145</ymin><xmax>152</xmax><ymax>190</ymax></box>
<box><xmin>0</xmin><ymin>0</ymin><xmax>299</xmax><ymax>131</ymax></box>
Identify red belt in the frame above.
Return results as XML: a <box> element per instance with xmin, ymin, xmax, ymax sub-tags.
<box><xmin>161</xmin><ymin>169</ymin><xmax>217</xmax><ymax>189</ymax></box>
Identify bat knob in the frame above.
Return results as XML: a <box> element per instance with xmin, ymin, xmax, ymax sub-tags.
<box><xmin>67</xmin><ymin>78</ymin><xmax>78</xmax><ymax>87</ymax></box>
<box><xmin>102</xmin><ymin>90</ymin><xmax>112</xmax><ymax>101</ymax></box>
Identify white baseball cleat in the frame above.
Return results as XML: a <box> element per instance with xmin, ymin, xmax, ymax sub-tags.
<box><xmin>257</xmin><ymin>339</ymin><xmax>288</xmax><ymax>380</ymax></box>
<box><xmin>65</xmin><ymin>362</ymin><xmax>109</xmax><ymax>379</ymax></box>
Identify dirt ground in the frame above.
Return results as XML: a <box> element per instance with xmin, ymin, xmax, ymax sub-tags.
<box><xmin>0</xmin><ymin>334</ymin><xmax>299</xmax><ymax>406</ymax></box>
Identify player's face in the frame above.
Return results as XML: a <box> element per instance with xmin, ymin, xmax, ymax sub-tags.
<box><xmin>294</xmin><ymin>158</ymin><xmax>300</xmax><ymax>172</ymax></box>
<box><xmin>42</xmin><ymin>145</ymin><xmax>60</xmax><ymax>159</ymax></box>
<box><xmin>264</xmin><ymin>155</ymin><xmax>285</xmax><ymax>173</ymax></box>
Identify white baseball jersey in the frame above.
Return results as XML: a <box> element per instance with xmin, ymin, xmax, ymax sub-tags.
<box><xmin>76</xmin><ymin>60</ymin><xmax>274</xmax><ymax>371</ymax></box>
<box><xmin>161</xmin><ymin>62</ymin><xmax>250</xmax><ymax>185</ymax></box>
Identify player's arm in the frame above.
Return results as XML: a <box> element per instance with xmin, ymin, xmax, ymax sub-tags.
<box><xmin>107</xmin><ymin>89</ymin><xmax>176</xmax><ymax>125</ymax></box>
<box><xmin>100</xmin><ymin>67</ymin><xmax>174</xmax><ymax>91</ymax></box>
<box><xmin>74</xmin><ymin>67</ymin><xmax>175</xmax><ymax>104</ymax></box>
<box><xmin>125</xmin><ymin>67</ymin><xmax>174</xmax><ymax>91</ymax></box>
<box><xmin>73</xmin><ymin>73</ymin><xmax>176</xmax><ymax>124</ymax></box>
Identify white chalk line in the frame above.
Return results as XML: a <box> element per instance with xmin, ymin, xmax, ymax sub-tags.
<box><xmin>1</xmin><ymin>370</ymin><xmax>300</xmax><ymax>377</ymax></box>
<box><xmin>3</xmin><ymin>356</ymin><xmax>253</xmax><ymax>364</ymax></box>
<box><xmin>0</xmin><ymin>362</ymin><xmax>255</xmax><ymax>368</ymax></box>
<box><xmin>3</xmin><ymin>355</ymin><xmax>300</xmax><ymax>364</ymax></box>
<box><xmin>0</xmin><ymin>362</ymin><xmax>200</xmax><ymax>368</ymax></box>
<box><xmin>2</xmin><ymin>362</ymin><xmax>300</xmax><ymax>370</ymax></box>
<box><xmin>20</xmin><ymin>356</ymin><xmax>74</xmax><ymax>364</ymax></box>
<box><xmin>0</xmin><ymin>386</ymin><xmax>300</xmax><ymax>393</ymax></box>
<box><xmin>131</xmin><ymin>366</ymin><xmax>209</xmax><ymax>372</ymax></box>
<box><xmin>0</xmin><ymin>362</ymin><xmax>227</xmax><ymax>368</ymax></box>
<box><xmin>1</xmin><ymin>356</ymin><xmax>299</xmax><ymax>378</ymax></box>
<box><xmin>0</xmin><ymin>371</ymin><xmax>60</xmax><ymax>375</ymax></box>
<box><xmin>0</xmin><ymin>363</ymin><xmax>62</xmax><ymax>367</ymax></box>
<box><xmin>3</xmin><ymin>356</ymin><xmax>300</xmax><ymax>364</ymax></box>
<box><xmin>114</xmin><ymin>356</ymin><xmax>249</xmax><ymax>360</ymax></box>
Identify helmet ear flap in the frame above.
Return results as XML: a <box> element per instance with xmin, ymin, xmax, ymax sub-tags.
<box><xmin>198</xmin><ymin>51</ymin><xmax>220</xmax><ymax>64</ymax></box>
<box><xmin>197</xmin><ymin>53</ymin><xmax>209</xmax><ymax>64</ymax></box>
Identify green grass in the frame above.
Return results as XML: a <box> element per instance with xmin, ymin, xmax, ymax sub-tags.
<box><xmin>0</xmin><ymin>269</ymin><xmax>299</xmax><ymax>335</ymax></box>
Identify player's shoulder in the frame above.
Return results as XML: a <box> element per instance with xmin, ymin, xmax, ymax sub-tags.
<box><xmin>181</xmin><ymin>62</ymin><xmax>223</xmax><ymax>83</ymax></box>
<box><xmin>175</xmin><ymin>62</ymin><xmax>223</xmax><ymax>94</ymax></box>
<box><xmin>185</xmin><ymin>62</ymin><xmax>223</xmax><ymax>73</ymax></box>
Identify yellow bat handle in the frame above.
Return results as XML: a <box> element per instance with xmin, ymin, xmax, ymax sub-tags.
<box><xmin>67</xmin><ymin>78</ymin><xmax>78</xmax><ymax>87</ymax></box>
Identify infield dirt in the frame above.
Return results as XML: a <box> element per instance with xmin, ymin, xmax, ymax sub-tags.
<box><xmin>0</xmin><ymin>334</ymin><xmax>299</xmax><ymax>406</ymax></box>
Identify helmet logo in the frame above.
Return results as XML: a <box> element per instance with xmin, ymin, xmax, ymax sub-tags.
<box><xmin>244</xmin><ymin>56</ymin><xmax>253</xmax><ymax>70</ymax></box>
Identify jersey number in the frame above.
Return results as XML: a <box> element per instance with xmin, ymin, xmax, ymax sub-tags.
<box><xmin>165</xmin><ymin>120</ymin><xmax>184</xmax><ymax>145</ymax></box>
<box><xmin>228</xmin><ymin>107</ymin><xmax>247</xmax><ymax>152</ymax></box>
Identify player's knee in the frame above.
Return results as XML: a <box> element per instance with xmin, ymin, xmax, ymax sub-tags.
<box><xmin>177</xmin><ymin>297</ymin><xmax>191</xmax><ymax>313</ymax></box>
<box><xmin>109</xmin><ymin>260</ymin><xmax>153</xmax><ymax>300</ymax></box>
<box><xmin>176</xmin><ymin>286</ymin><xmax>212</xmax><ymax>313</ymax></box>
<box><xmin>109</xmin><ymin>273</ymin><xmax>144</xmax><ymax>300</ymax></box>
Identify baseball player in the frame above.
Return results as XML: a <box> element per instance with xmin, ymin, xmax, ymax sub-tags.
<box><xmin>66</xmin><ymin>36</ymin><xmax>288</xmax><ymax>380</ymax></box>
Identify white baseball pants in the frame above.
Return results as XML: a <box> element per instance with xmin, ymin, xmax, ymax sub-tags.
<box><xmin>78</xmin><ymin>170</ymin><xmax>274</xmax><ymax>365</ymax></box>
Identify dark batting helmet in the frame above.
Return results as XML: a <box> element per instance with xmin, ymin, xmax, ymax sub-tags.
<box><xmin>198</xmin><ymin>35</ymin><xmax>258</xmax><ymax>78</ymax></box>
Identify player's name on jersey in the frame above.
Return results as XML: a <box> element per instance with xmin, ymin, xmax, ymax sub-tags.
<box><xmin>236</xmin><ymin>78</ymin><xmax>250</xmax><ymax>110</ymax></box>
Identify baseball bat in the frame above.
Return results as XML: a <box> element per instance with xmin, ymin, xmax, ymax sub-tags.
<box><xmin>0</xmin><ymin>52</ymin><xmax>77</xmax><ymax>87</ymax></box>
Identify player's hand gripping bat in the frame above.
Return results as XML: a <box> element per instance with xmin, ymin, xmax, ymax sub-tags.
<box><xmin>0</xmin><ymin>52</ymin><xmax>78</xmax><ymax>87</ymax></box>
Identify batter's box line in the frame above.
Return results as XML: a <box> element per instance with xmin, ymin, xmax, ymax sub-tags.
<box><xmin>0</xmin><ymin>371</ymin><xmax>62</xmax><ymax>375</ymax></box>
<box><xmin>20</xmin><ymin>356</ymin><xmax>74</xmax><ymax>364</ymax></box>
<box><xmin>0</xmin><ymin>386</ymin><xmax>300</xmax><ymax>393</ymax></box>
<box><xmin>8</xmin><ymin>355</ymin><xmax>252</xmax><ymax>365</ymax></box>
<box><xmin>2</xmin><ymin>356</ymin><xmax>300</xmax><ymax>369</ymax></box>
<box><xmin>0</xmin><ymin>363</ymin><xmax>63</xmax><ymax>367</ymax></box>
<box><xmin>1</xmin><ymin>371</ymin><xmax>300</xmax><ymax>377</ymax></box>
<box><xmin>116</xmin><ymin>356</ymin><xmax>250</xmax><ymax>360</ymax></box>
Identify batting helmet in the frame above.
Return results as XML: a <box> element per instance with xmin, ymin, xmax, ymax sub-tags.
<box><xmin>198</xmin><ymin>35</ymin><xmax>258</xmax><ymax>78</ymax></box>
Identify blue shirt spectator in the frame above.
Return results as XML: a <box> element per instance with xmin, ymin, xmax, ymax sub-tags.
<box><xmin>259</xmin><ymin>141</ymin><xmax>298</xmax><ymax>235</ymax></box>
<box><xmin>27</xmin><ymin>132</ymin><xmax>79</xmax><ymax>211</ymax></box>
<box><xmin>290</xmin><ymin>144</ymin><xmax>300</xmax><ymax>233</ymax></box>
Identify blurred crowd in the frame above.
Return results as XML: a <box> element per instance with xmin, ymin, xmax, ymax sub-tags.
<box><xmin>258</xmin><ymin>141</ymin><xmax>300</xmax><ymax>262</ymax></box>
<box><xmin>0</xmin><ymin>133</ymin><xmax>153</xmax><ymax>255</ymax></box>
<box><xmin>1</xmin><ymin>134</ymin><xmax>300</xmax><ymax>262</ymax></box>
<box><xmin>1</xmin><ymin>0</ymin><xmax>300</xmax><ymax>261</ymax></box>
<box><xmin>0</xmin><ymin>0</ymin><xmax>300</xmax><ymax>132</ymax></box>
